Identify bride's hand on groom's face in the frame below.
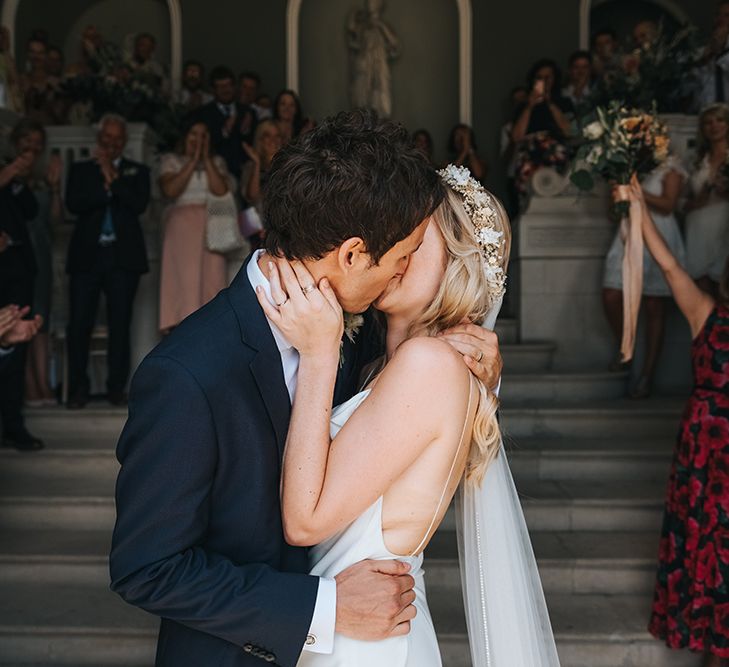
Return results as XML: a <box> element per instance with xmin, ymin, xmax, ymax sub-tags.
<box><xmin>437</xmin><ymin>322</ymin><xmax>502</xmax><ymax>390</ymax></box>
<box><xmin>255</xmin><ymin>258</ymin><xmax>344</xmax><ymax>359</ymax></box>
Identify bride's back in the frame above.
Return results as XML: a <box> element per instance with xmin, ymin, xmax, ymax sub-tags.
<box><xmin>363</xmin><ymin>337</ymin><xmax>479</xmax><ymax>557</ymax></box>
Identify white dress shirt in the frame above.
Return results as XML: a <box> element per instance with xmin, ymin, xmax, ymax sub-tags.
<box><xmin>246</xmin><ymin>250</ymin><xmax>336</xmax><ymax>654</ymax></box>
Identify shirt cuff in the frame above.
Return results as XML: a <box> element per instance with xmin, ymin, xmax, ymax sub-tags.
<box><xmin>302</xmin><ymin>577</ymin><xmax>336</xmax><ymax>654</ymax></box>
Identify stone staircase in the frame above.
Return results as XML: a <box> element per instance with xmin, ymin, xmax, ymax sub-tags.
<box><xmin>0</xmin><ymin>318</ymin><xmax>699</xmax><ymax>666</ymax></box>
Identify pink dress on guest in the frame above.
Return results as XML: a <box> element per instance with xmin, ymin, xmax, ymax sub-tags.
<box><xmin>158</xmin><ymin>153</ymin><xmax>229</xmax><ymax>332</ymax></box>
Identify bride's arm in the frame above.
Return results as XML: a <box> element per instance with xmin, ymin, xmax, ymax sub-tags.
<box><xmin>259</xmin><ymin>260</ymin><xmax>471</xmax><ymax>547</ymax></box>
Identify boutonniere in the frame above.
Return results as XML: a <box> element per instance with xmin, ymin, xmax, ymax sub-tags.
<box><xmin>122</xmin><ymin>167</ymin><xmax>138</xmax><ymax>177</ymax></box>
<box><xmin>339</xmin><ymin>313</ymin><xmax>365</xmax><ymax>368</ymax></box>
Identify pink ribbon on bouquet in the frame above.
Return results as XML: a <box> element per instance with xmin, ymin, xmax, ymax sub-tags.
<box><xmin>615</xmin><ymin>174</ymin><xmax>645</xmax><ymax>363</ymax></box>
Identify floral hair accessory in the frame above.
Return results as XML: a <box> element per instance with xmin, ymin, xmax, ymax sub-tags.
<box><xmin>437</xmin><ymin>164</ymin><xmax>506</xmax><ymax>300</ymax></box>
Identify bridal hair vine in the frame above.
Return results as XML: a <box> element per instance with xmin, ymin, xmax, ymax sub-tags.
<box><xmin>437</xmin><ymin>164</ymin><xmax>506</xmax><ymax>300</ymax></box>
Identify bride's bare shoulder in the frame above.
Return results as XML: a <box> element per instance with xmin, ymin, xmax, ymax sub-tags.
<box><xmin>379</xmin><ymin>336</ymin><xmax>470</xmax><ymax>393</ymax></box>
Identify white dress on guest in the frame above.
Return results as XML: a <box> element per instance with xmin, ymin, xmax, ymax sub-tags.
<box><xmin>685</xmin><ymin>154</ymin><xmax>729</xmax><ymax>282</ymax></box>
<box><xmin>603</xmin><ymin>159</ymin><xmax>687</xmax><ymax>297</ymax></box>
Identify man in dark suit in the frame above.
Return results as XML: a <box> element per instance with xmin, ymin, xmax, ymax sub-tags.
<box><xmin>65</xmin><ymin>114</ymin><xmax>150</xmax><ymax>409</ymax></box>
<box><xmin>0</xmin><ymin>130</ymin><xmax>43</xmax><ymax>450</ymax></box>
<box><xmin>0</xmin><ymin>304</ymin><xmax>43</xmax><ymax>446</ymax></box>
<box><xmin>110</xmin><ymin>110</ymin><xmax>502</xmax><ymax>667</ymax></box>
<box><xmin>193</xmin><ymin>65</ymin><xmax>256</xmax><ymax>180</ymax></box>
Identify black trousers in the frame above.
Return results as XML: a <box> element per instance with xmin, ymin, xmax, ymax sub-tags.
<box><xmin>67</xmin><ymin>246</ymin><xmax>140</xmax><ymax>397</ymax></box>
<box><xmin>0</xmin><ymin>259</ymin><xmax>34</xmax><ymax>436</ymax></box>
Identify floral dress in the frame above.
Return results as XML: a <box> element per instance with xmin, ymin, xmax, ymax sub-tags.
<box><xmin>649</xmin><ymin>305</ymin><xmax>729</xmax><ymax>656</ymax></box>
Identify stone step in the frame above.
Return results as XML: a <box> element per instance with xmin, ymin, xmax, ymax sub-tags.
<box><xmin>500</xmin><ymin>399</ymin><xmax>684</xmax><ymax>438</ymax></box>
<box><xmin>0</xmin><ymin>528</ymin><xmax>661</xmax><ymax>597</ymax></box>
<box><xmin>24</xmin><ymin>406</ymin><xmax>127</xmax><ymax>440</ymax></box>
<box><xmin>500</xmin><ymin>342</ymin><xmax>555</xmax><ymax>373</ymax></box>
<box><xmin>0</xmin><ymin>578</ymin><xmax>697</xmax><ymax>667</ymax></box>
<box><xmin>23</xmin><ymin>399</ymin><xmax>685</xmax><ymax>448</ymax></box>
<box><xmin>0</xmin><ymin>434</ymin><xmax>676</xmax><ymax>488</ymax></box>
<box><xmin>0</xmin><ymin>478</ymin><xmax>667</xmax><ymax>534</ymax></box>
<box><xmin>507</xmin><ymin>437</ymin><xmax>674</xmax><ymax>481</ymax></box>
<box><xmin>500</xmin><ymin>371</ymin><xmax>630</xmax><ymax>403</ymax></box>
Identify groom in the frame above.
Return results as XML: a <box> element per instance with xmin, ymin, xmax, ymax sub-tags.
<box><xmin>110</xmin><ymin>109</ymin><xmax>502</xmax><ymax>667</ymax></box>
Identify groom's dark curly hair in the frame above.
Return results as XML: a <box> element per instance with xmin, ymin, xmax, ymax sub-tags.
<box><xmin>262</xmin><ymin>108</ymin><xmax>445</xmax><ymax>264</ymax></box>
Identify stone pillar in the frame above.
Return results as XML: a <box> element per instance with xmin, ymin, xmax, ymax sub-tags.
<box><xmin>518</xmin><ymin>185</ymin><xmax>692</xmax><ymax>393</ymax></box>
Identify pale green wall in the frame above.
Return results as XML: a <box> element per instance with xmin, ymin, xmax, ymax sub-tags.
<box><xmin>300</xmin><ymin>0</ymin><xmax>458</xmax><ymax>164</ymax></box>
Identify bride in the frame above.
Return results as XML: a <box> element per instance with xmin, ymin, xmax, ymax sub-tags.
<box><xmin>257</xmin><ymin>165</ymin><xmax>560</xmax><ymax>666</ymax></box>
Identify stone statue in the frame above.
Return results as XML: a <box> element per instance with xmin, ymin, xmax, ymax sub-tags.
<box><xmin>347</xmin><ymin>0</ymin><xmax>399</xmax><ymax>118</ymax></box>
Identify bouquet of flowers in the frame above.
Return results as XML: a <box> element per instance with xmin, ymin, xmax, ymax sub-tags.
<box><xmin>590</xmin><ymin>23</ymin><xmax>700</xmax><ymax>113</ymax></box>
<box><xmin>571</xmin><ymin>102</ymin><xmax>670</xmax><ymax>216</ymax></box>
<box><xmin>514</xmin><ymin>131</ymin><xmax>570</xmax><ymax>196</ymax></box>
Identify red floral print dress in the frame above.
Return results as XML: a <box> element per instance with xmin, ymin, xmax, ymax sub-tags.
<box><xmin>649</xmin><ymin>305</ymin><xmax>729</xmax><ymax>655</ymax></box>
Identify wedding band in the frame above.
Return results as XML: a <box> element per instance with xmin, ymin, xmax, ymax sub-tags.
<box><xmin>301</xmin><ymin>284</ymin><xmax>316</xmax><ymax>295</ymax></box>
<box><xmin>476</xmin><ymin>350</ymin><xmax>483</xmax><ymax>363</ymax></box>
<box><xmin>275</xmin><ymin>297</ymin><xmax>289</xmax><ymax>307</ymax></box>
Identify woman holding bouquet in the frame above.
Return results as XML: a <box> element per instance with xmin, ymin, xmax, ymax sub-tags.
<box><xmin>624</xmin><ymin>180</ymin><xmax>729</xmax><ymax>666</ymax></box>
<box><xmin>684</xmin><ymin>104</ymin><xmax>729</xmax><ymax>296</ymax></box>
<box><xmin>602</xmin><ymin>156</ymin><xmax>687</xmax><ymax>397</ymax></box>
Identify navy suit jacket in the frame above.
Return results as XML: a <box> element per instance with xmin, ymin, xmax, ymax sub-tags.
<box><xmin>110</xmin><ymin>256</ymin><xmax>380</xmax><ymax>667</ymax></box>
<box><xmin>65</xmin><ymin>158</ymin><xmax>150</xmax><ymax>274</ymax></box>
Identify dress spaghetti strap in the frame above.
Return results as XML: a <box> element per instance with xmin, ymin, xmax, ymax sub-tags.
<box><xmin>408</xmin><ymin>374</ymin><xmax>477</xmax><ymax>557</ymax></box>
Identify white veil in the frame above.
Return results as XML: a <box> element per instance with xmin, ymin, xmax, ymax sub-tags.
<box><xmin>455</xmin><ymin>299</ymin><xmax>561</xmax><ymax>666</ymax></box>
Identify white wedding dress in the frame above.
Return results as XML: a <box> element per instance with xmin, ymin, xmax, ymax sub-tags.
<box><xmin>297</xmin><ymin>301</ymin><xmax>560</xmax><ymax>667</ymax></box>
<box><xmin>296</xmin><ymin>387</ymin><xmax>445</xmax><ymax>667</ymax></box>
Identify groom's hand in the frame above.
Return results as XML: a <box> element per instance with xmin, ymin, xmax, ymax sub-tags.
<box><xmin>437</xmin><ymin>322</ymin><xmax>502</xmax><ymax>390</ymax></box>
<box><xmin>334</xmin><ymin>559</ymin><xmax>416</xmax><ymax>640</ymax></box>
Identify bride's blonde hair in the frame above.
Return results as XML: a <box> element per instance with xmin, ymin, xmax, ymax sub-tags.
<box><xmin>409</xmin><ymin>187</ymin><xmax>511</xmax><ymax>484</ymax></box>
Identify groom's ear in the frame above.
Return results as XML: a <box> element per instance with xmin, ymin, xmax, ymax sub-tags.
<box><xmin>336</xmin><ymin>237</ymin><xmax>371</xmax><ymax>273</ymax></box>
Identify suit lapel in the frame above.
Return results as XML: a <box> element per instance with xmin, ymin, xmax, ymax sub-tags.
<box><xmin>228</xmin><ymin>256</ymin><xmax>291</xmax><ymax>460</ymax></box>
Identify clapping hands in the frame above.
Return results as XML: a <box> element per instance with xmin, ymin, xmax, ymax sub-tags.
<box><xmin>0</xmin><ymin>305</ymin><xmax>43</xmax><ymax>348</ymax></box>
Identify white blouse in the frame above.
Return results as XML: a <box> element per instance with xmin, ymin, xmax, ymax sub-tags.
<box><xmin>160</xmin><ymin>153</ymin><xmax>231</xmax><ymax>206</ymax></box>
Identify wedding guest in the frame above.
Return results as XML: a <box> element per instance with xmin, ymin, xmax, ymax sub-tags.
<box><xmin>238</xmin><ymin>71</ymin><xmax>270</xmax><ymax>120</ymax></box>
<box><xmin>0</xmin><ymin>26</ymin><xmax>24</xmax><ymax>113</ymax></box>
<box><xmin>0</xmin><ymin>119</ymin><xmax>43</xmax><ymax>449</ymax></box>
<box><xmin>241</xmin><ymin>119</ymin><xmax>282</xmax><ymax>213</ymax></box>
<box><xmin>562</xmin><ymin>50</ymin><xmax>593</xmax><ymax>115</ymax></box>
<box><xmin>158</xmin><ymin>121</ymin><xmax>231</xmax><ymax>334</ymax></box>
<box><xmin>0</xmin><ymin>305</ymin><xmax>43</xmax><ymax>415</ymax></box>
<box><xmin>177</xmin><ymin>60</ymin><xmax>211</xmax><ymax>111</ymax></box>
<box><xmin>126</xmin><ymin>32</ymin><xmax>168</xmax><ymax>95</ymax></box>
<box><xmin>630</xmin><ymin>180</ymin><xmax>729</xmax><ymax>667</ymax></box>
<box><xmin>695</xmin><ymin>18</ymin><xmax>729</xmax><ymax>109</ymax></box>
<box><xmin>11</xmin><ymin>121</ymin><xmax>63</xmax><ymax>407</ymax></box>
<box><xmin>501</xmin><ymin>86</ymin><xmax>529</xmax><ymax>217</ymax></box>
<box><xmin>19</xmin><ymin>36</ymin><xmax>65</xmax><ymax>125</ymax></box>
<box><xmin>273</xmin><ymin>89</ymin><xmax>313</xmax><ymax>145</ymax></box>
<box><xmin>65</xmin><ymin>25</ymin><xmax>121</xmax><ymax>79</ymax></box>
<box><xmin>512</xmin><ymin>59</ymin><xmax>573</xmax><ymax>144</ymax></box>
<box><xmin>194</xmin><ymin>66</ymin><xmax>256</xmax><ymax>179</ymax></box>
<box><xmin>591</xmin><ymin>28</ymin><xmax>621</xmax><ymax>82</ymax></box>
<box><xmin>684</xmin><ymin>104</ymin><xmax>729</xmax><ymax>294</ymax></box>
<box><xmin>446</xmin><ymin>123</ymin><xmax>487</xmax><ymax>182</ymax></box>
<box><xmin>412</xmin><ymin>128</ymin><xmax>435</xmax><ymax>165</ymax></box>
<box><xmin>632</xmin><ymin>20</ymin><xmax>659</xmax><ymax>49</ymax></box>
<box><xmin>65</xmin><ymin>114</ymin><xmax>150</xmax><ymax>409</ymax></box>
<box><xmin>256</xmin><ymin>93</ymin><xmax>272</xmax><ymax>114</ymax></box>
<box><xmin>602</xmin><ymin>157</ymin><xmax>687</xmax><ymax>398</ymax></box>
<box><xmin>46</xmin><ymin>46</ymin><xmax>64</xmax><ymax>78</ymax></box>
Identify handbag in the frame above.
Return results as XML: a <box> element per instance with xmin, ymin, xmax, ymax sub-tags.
<box><xmin>205</xmin><ymin>191</ymin><xmax>245</xmax><ymax>254</ymax></box>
